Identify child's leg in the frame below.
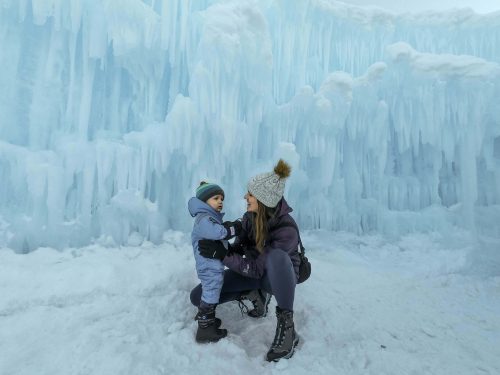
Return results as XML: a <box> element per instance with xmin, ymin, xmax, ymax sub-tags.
<box><xmin>193</xmin><ymin>259</ymin><xmax>227</xmax><ymax>342</ymax></box>
<box><xmin>196</xmin><ymin>257</ymin><xmax>224</xmax><ymax>305</ymax></box>
<box><xmin>190</xmin><ymin>269</ymin><xmax>261</xmax><ymax>306</ymax></box>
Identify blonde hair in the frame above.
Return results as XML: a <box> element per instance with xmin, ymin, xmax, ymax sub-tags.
<box><xmin>252</xmin><ymin>200</ymin><xmax>276</xmax><ymax>252</ymax></box>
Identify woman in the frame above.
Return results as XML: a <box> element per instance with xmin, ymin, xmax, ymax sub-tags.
<box><xmin>189</xmin><ymin>159</ymin><xmax>302</xmax><ymax>362</ymax></box>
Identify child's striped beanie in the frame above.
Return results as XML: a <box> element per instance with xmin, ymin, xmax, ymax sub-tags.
<box><xmin>196</xmin><ymin>182</ymin><xmax>224</xmax><ymax>202</ymax></box>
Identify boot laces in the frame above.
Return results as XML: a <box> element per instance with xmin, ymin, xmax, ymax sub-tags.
<box><xmin>237</xmin><ymin>298</ymin><xmax>249</xmax><ymax>317</ymax></box>
<box><xmin>272</xmin><ymin>315</ymin><xmax>289</xmax><ymax>348</ymax></box>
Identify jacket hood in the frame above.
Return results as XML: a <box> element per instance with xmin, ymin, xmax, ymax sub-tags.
<box><xmin>266</xmin><ymin>197</ymin><xmax>293</xmax><ymax>228</ymax></box>
<box><xmin>274</xmin><ymin>197</ymin><xmax>293</xmax><ymax>217</ymax></box>
<box><xmin>188</xmin><ymin>197</ymin><xmax>225</xmax><ymax>220</ymax></box>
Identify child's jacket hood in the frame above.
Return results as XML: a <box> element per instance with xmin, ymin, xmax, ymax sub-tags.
<box><xmin>188</xmin><ymin>197</ymin><xmax>225</xmax><ymax>222</ymax></box>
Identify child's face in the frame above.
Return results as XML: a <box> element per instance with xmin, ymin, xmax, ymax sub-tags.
<box><xmin>206</xmin><ymin>194</ymin><xmax>224</xmax><ymax>212</ymax></box>
<box><xmin>244</xmin><ymin>192</ymin><xmax>258</xmax><ymax>213</ymax></box>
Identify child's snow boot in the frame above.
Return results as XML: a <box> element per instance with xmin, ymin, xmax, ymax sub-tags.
<box><xmin>195</xmin><ymin>304</ymin><xmax>227</xmax><ymax>343</ymax></box>
<box><xmin>266</xmin><ymin>306</ymin><xmax>299</xmax><ymax>362</ymax></box>
<box><xmin>194</xmin><ymin>311</ymin><xmax>221</xmax><ymax>328</ymax></box>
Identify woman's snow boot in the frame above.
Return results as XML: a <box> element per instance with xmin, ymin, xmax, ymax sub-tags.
<box><xmin>241</xmin><ymin>289</ymin><xmax>271</xmax><ymax>318</ymax></box>
<box><xmin>266</xmin><ymin>306</ymin><xmax>299</xmax><ymax>362</ymax></box>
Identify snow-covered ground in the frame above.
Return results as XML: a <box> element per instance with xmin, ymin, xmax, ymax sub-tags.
<box><xmin>1</xmin><ymin>230</ymin><xmax>499</xmax><ymax>375</ymax></box>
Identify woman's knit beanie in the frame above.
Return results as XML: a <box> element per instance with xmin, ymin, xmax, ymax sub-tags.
<box><xmin>247</xmin><ymin>159</ymin><xmax>291</xmax><ymax>208</ymax></box>
<box><xmin>196</xmin><ymin>182</ymin><xmax>224</xmax><ymax>202</ymax></box>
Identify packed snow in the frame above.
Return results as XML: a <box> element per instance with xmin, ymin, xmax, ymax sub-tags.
<box><xmin>0</xmin><ymin>230</ymin><xmax>499</xmax><ymax>374</ymax></box>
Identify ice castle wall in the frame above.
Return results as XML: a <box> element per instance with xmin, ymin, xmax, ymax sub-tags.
<box><xmin>0</xmin><ymin>0</ymin><xmax>499</xmax><ymax>251</ymax></box>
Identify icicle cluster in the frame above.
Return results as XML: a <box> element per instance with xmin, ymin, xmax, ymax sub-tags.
<box><xmin>0</xmin><ymin>0</ymin><xmax>499</xmax><ymax>251</ymax></box>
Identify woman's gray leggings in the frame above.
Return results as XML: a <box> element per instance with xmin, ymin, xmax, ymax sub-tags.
<box><xmin>190</xmin><ymin>248</ymin><xmax>297</xmax><ymax>311</ymax></box>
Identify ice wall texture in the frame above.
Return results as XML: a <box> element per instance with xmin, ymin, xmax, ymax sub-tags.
<box><xmin>0</xmin><ymin>0</ymin><xmax>499</xmax><ymax>251</ymax></box>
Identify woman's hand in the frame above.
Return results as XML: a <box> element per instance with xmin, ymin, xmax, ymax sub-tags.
<box><xmin>198</xmin><ymin>239</ymin><xmax>228</xmax><ymax>260</ymax></box>
<box><xmin>229</xmin><ymin>242</ymin><xmax>245</xmax><ymax>256</ymax></box>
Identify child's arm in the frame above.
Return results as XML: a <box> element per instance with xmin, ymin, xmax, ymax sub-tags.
<box><xmin>196</xmin><ymin>216</ymin><xmax>241</xmax><ymax>240</ymax></box>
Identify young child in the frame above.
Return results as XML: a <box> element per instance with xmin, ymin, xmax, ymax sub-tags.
<box><xmin>188</xmin><ymin>181</ymin><xmax>242</xmax><ymax>343</ymax></box>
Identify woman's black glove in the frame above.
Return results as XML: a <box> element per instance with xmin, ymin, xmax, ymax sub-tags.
<box><xmin>229</xmin><ymin>242</ymin><xmax>245</xmax><ymax>256</ymax></box>
<box><xmin>222</xmin><ymin>220</ymin><xmax>243</xmax><ymax>239</ymax></box>
<box><xmin>198</xmin><ymin>239</ymin><xmax>228</xmax><ymax>260</ymax></box>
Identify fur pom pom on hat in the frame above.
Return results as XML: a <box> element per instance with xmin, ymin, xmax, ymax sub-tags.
<box><xmin>247</xmin><ymin>159</ymin><xmax>291</xmax><ymax>208</ymax></box>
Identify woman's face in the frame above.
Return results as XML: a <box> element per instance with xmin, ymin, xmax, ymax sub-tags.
<box><xmin>244</xmin><ymin>192</ymin><xmax>258</xmax><ymax>213</ymax></box>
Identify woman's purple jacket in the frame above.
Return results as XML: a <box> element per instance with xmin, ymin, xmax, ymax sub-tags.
<box><xmin>222</xmin><ymin>198</ymin><xmax>301</xmax><ymax>280</ymax></box>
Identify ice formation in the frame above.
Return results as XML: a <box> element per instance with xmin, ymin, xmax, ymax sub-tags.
<box><xmin>0</xmin><ymin>0</ymin><xmax>499</xmax><ymax>251</ymax></box>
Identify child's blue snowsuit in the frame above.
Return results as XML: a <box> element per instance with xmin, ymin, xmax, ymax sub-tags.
<box><xmin>188</xmin><ymin>197</ymin><xmax>229</xmax><ymax>305</ymax></box>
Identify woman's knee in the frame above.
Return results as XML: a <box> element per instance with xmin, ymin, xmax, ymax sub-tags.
<box><xmin>189</xmin><ymin>284</ymin><xmax>202</xmax><ymax>306</ymax></box>
<box><xmin>266</xmin><ymin>248</ymin><xmax>290</xmax><ymax>269</ymax></box>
